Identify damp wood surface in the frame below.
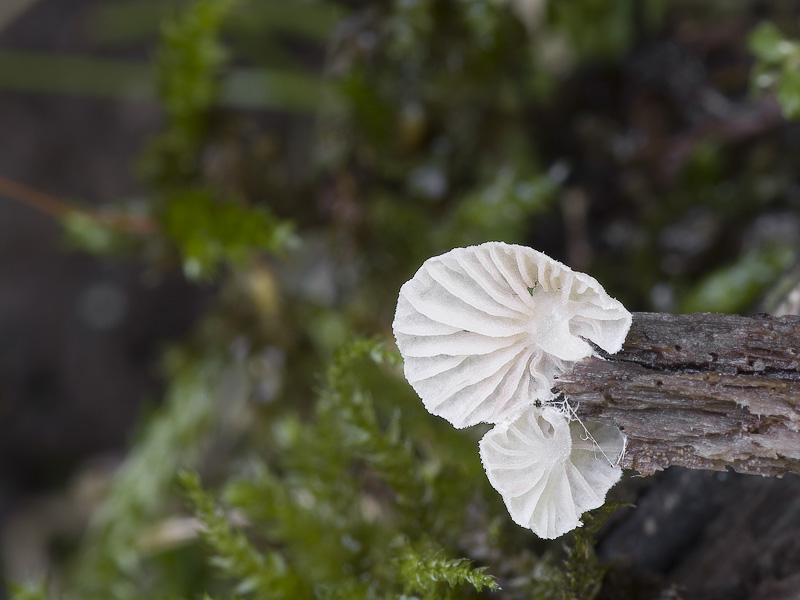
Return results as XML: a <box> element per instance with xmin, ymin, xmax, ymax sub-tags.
<box><xmin>555</xmin><ymin>312</ymin><xmax>800</xmax><ymax>477</ymax></box>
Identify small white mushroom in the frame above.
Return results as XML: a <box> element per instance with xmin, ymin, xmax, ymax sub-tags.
<box><xmin>479</xmin><ymin>406</ymin><xmax>626</xmax><ymax>539</ymax></box>
<box><xmin>393</xmin><ymin>242</ymin><xmax>631</xmax><ymax>428</ymax></box>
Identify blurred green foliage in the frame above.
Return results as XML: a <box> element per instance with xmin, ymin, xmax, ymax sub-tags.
<box><xmin>174</xmin><ymin>339</ymin><xmax>501</xmax><ymax>598</ymax></box>
<box><xmin>750</xmin><ymin>22</ymin><xmax>800</xmax><ymax>119</ymax></box>
<box><xmin>162</xmin><ymin>190</ymin><xmax>295</xmax><ymax>279</ymax></box>
<box><xmin>8</xmin><ymin>582</ymin><xmax>48</xmax><ymax>600</ymax></box>
<box><xmin>61</xmin><ymin>211</ymin><xmax>138</xmax><ymax>255</ymax></box>
<box><xmin>66</xmin><ymin>349</ymin><xmax>251</xmax><ymax>600</ymax></box>
<box><xmin>4</xmin><ymin>0</ymin><xmax>800</xmax><ymax>599</ymax></box>
<box><xmin>681</xmin><ymin>243</ymin><xmax>796</xmax><ymax>314</ymax></box>
<box><xmin>180</xmin><ymin>470</ymin><xmax>306</xmax><ymax>598</ymax></box>
<box><xmin>144</xmin><ymin>0</ymin><xmax>238</xmax><ymax>185</ymax></box>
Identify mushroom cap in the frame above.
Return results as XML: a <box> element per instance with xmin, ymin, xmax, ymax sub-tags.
<box><xmin>393</xmin><ymin>242</ymin><xmax>631</xmax><ymax>428</ymax></box>
<box><xmin>478</xmin><ymin>406</ymin><xmax>625</xmax><ymax>539</ymax></box>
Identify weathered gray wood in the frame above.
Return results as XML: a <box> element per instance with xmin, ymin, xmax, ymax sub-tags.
<box><xmin>555</xmin><ymin>312</ymin><xmax>800</xmax><ymax>477</ymax></box>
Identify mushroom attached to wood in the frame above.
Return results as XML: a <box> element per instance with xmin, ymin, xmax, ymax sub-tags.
<box><xmin>393</xmin><ymin>242</ymin><xmax>633</xmax><ymax>538</ymax></box>
<box><xmin>393</xmin><ymin>241</ymin><xmax>632</xmax><ymax>428</ymax></box>
<box><xmin>479</xmin><ymin>405</ymin><xmax>626</xmax><ymax>539</ymax></box>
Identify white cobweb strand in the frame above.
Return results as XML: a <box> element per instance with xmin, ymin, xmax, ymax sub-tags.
<box><xmin>479</xmin><ymin>406</ymin><xmax>626</xmax><ymax>540</ymax></box>
<box><xmin>393</xmin><ymin>242</ymin><xmax>632</xmax><ymax>428</ymax></box>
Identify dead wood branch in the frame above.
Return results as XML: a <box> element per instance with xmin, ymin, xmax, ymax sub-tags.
<box><xmin>555</xmin><ymin>312</ymin><xmax>800</xmax><ymax>477</ymax></box>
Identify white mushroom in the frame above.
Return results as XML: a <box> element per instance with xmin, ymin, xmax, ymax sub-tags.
<box><xmin>392</xmin><ymin>242</ymin><xmax>631</xmax><ymax>428</ymax></box>
<box><xmin>478</xmin><ymin>406</ymin><xmax>626</xmax><ymax>539</ymax></box>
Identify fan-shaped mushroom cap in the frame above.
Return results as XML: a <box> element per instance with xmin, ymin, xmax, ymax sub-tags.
<box><xmin>393</xmin><ymin>242</ymin><xmax>631</xmax><ymax>428</ymax></box>
<box><xmin>479</xmin><ymin>406</ymin><xmax>625</xmax><ymax>539</ymax></box>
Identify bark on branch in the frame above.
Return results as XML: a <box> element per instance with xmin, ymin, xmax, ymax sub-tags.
<box><xmin>555</xmin><ymin>312</ymin><xmax>800</xmax><ymax>477</ymax></box>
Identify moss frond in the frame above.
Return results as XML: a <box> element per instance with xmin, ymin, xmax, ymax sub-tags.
<box><xmin>179</xmin><ymin>471</ymin><xmax>307</xmax><ymax>598</ymax></box>
<box><xmin>395</xmin><ymin>540</ymin><xmax>500</xmax><ymax>598</ymax></box>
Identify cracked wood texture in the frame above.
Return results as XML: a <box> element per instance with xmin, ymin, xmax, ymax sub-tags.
<box><xmin>555</xmin><ymin>312</ymin><xmax>800</xmax><ymax>477</ymax></box>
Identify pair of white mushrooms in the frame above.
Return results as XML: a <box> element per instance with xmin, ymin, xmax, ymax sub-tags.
<box><xmin>393</xmin><ymin>242</ymin><xmax>632</xmax><ymax>539</ymax></box>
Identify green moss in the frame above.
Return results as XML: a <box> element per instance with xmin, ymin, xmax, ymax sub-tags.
<box><xmin>681</xmin><ymin>244</ymin><xmax>797</xmax><ymax>314</ymax></box>
<box><xmin>162</xmin><ymin>189</ymin><xmax>295</xmax><ymax>279</ymax></box>
<box><xmin>749</xmin><ymin>22</ymin><xmax>800</xmax><ymax>120</ymax></box>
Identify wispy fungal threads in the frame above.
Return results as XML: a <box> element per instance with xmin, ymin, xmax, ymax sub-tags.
<box><xmin>393</xmin><ymin>241</ymin><xmax>632</xmax><ymax>538</ymax></box>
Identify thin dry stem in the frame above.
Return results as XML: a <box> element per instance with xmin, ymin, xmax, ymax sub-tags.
<box><xmin>0</xmin><ymin>174</ymin><xmax>159</xmax><ymax>234</ymax></box>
